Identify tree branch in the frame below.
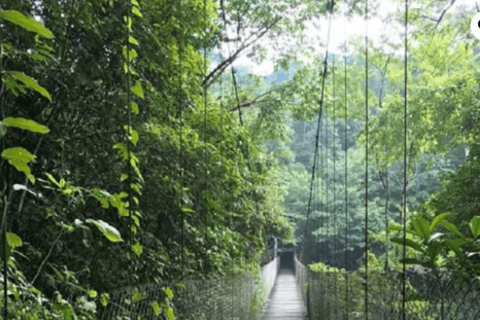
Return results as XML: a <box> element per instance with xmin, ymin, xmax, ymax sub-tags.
<box><xmin>203</xmin><ymin>17</ymin><xmax>281</xmax><ymax>88</ymax></box>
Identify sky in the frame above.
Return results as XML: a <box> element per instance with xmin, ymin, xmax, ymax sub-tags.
<box><xmin>214</xmin><ymin>0</ymin><xmax>476</xmax><ymax>77</ymax></box>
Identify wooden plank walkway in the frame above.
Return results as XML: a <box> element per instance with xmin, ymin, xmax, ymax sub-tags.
<box><xmin>261</xmin><ymin>269</ymin><xmax>308</xmax><ymax>320</ymax></box>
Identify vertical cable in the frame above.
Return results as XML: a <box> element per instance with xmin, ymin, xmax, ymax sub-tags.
<box><xmin>344</xmin><ymin>4</ymin><xmax>349</xmax><ymax>317</ymax></box>
<box><xmin>303</xmin><ymin>0</ymin><xmax>335</xmax><ymax>250</ymax></box>
<box><xmin>333</xmin><ymin>55</ymin><xmax>338</xmax><ymax>318</ymax></box>
<box><xmin>124</xmin><ymin>0</ymin><xmax>134</xmax><ymax>296</ymax></box>
<box><xmin>320</xmin><ymin>116</ymin><xmax>324</xmax><ymax>262</ymax></box>
<box><xmin>177</xmin><ymin>0</ymin><xmax>185</xmax><ymax>275</ymax></box>
<box><xmin>0</xmin><ymin>5</ymin><xmax>7</xmax><ymax>316</ymax></box>
<box><xmin>203</xmin><ymin>0</ymin><xmax>208</xmax><ymax>255</ymax></box>
<box><xmin>402</xmin><ymin>0</ymin><xmax>408</xmax><ymax>318</ymax></box>
<box><xmin>364</xmin><ymin>0</ymin><xmax>369</xmax><ymax>318</ymax></box>
<box><xmin>325</xmin><ymin>93</ymin><xmax>329</xmax><ymax>266</ymax></box>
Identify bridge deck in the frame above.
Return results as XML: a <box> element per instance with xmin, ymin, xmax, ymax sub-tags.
<box><xmin>261</xmin><ymin>269</ymin><xmax>308</xmax><ymax>320</ymax></box>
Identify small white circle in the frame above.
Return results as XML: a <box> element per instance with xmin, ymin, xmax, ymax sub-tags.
<box><xmin>471</xmin><ymin>13</ymin><xmax>480</xmax><ymax>40</ymax></box>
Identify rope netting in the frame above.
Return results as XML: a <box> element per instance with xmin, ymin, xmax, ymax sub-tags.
<box><xmin>295</xmin><ymin>256</ymin><xmax>480</xmax><ymax>320</ymax></box>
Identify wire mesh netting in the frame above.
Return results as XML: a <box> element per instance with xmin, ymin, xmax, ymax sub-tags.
<box><xmin>100</xmin><ymin>273</ymin><xmax>262</xmax><ymax>320</ymax></box>
<box><xmin>101</xmin><ymin>256</ymin><xmax>282</xmax><ymax>320</ymax></box>
<box><xmin>295</xmin><ymin>258</ymin><xmax>480</xmax><ymax>320</ymax></box>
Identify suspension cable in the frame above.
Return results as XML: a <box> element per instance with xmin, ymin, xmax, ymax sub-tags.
<box><xmin>326</xmin><ymin>92</ymin><xmax>329</xmax><ymax>266</ymax></box>
<box><xmin>203</xmin><ymin>0</ymin><xmax>209</xmax><ymax>258</ymax></box>
<box><xmin>177</xmin><ymin>0</ymin><xmax>185</xmax><ymax>276</ymax></box>
<box><xmin>333</xmin><ymin>54</ymin><xmax>338</xmax><ymax>318</ymax></box>
<box><xmin>0</xmin><ymin>2</ymin><xmax>7</xmax><ymax>315</ymax></box>
<box><xmin>402</xmin><ymin>0</ymin><xmax>409</xmax><ymax>318</ymax></box>
<box><xmin>343</xmin><ymin>2</ymin><xmax>349</xmax><ymax>317</ymax></box>
<box><xmin>303</xmin><ymin>0</ymin><xmax>335</xmax><ymax>248</ymax></box>
<box><xmin>364</xmin><ymin>0</ymin><xmax>370</xmax><ymax>317</ymax></box>
<box><xmin>125</xmin><ymin>0</ymin><xmax>134</xmax><ymax>296</ymax></box>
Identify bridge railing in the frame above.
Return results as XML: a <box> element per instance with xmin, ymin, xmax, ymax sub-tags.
<box><xmin>294</xmin><ymin>257</ymin><xmax>480</xmax><ymax>320</ymax></box>
<box><xmin>101</xmin><ymin>256</ymin><xmax>281</xmax><ymax>320</ymax></box>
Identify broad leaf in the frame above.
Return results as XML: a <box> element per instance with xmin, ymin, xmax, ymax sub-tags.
<box><xmin>1</xmin><ymin>147</ymin><xmax>35</xmax><ymax>183</ymax></box>
<box><xmin>445</xmin><ymin>238</ymin><xmax>468</xmax><ymax>255</ymax></box>
<box><xmin>131</xmin><ymin>81</ymin><xmax>144</xmax><ymax>100</ymax></box>
<box><xmin>412</xmin><ymin>217</ymin><xmax>431</xmax><ymax>241</ymax></box>
<box><xmin>164</xmin><ymin>287</ymin><xmax>174</xmax><ymax>300</ymax></box>
<box><xmin>131</xmin><ymin>129</ymin><xmax>139</xmax><ymax>146</ymax></box>
<box><xmin>0</xmin><ymin>10</ymin><xmax>54</xmax><ymax>39</ymax></box>
<box><xmin>86</xmin><ymin>219</ymin><xmax>123</xmax><ymax>243</ymax></box>
<box><xmin>7</xmin><ymin>71</ymin><xmax>51</xmax><ymax>101</ymax></box>
<box><xmin>430</xmin><ymin>212</ymin><xmax>450</xmax><ymax>232</ymax></box>
<box><xmin>3</xmin><ymin>117</ymin><xmax>49</xmax><ymax>134</ymax></box>
<box><xmin>166</xmin><ymin>307</ymin><xmax>176</xmax><ymax>320</ymax></box>
<box><xmin>131</xmin><ymin>101</ymin><xmax>139</xmax><ymax>115</ymax></box>
<box><xmin>470</xmin><ymin>216</ymin><xmax>480</xmax><ymax>239</ymax></box>
<box><xmin>391</xmin><ymin>237</ymin><xmax>425</xmax><ymax>254</ymax></box>
<box><xmin>131</xmin><ymin>243</ymin><xmax>143</xmax><ymax>257</ymax></box>
<box><xmin>7</xmin><ymin>233</ymin><xmax>22</xmax><ymax>248</ymax></box>
<box><xmin>440</xmin><ymin>221</ymin><xmax>463</xmax><ymax>237</ymax></box>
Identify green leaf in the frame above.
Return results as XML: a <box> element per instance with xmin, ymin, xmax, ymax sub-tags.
<box><xmin>0</xmin><ymin>10</ymin><xmax>54</xmax><ymax>39</ymax></box>
<box><xmin>430</xmin><ymin>212</ymin><xmax>450</xmax><ymax>232</ymax></box>
<box><xmin>3</xmin><ymin>117</ymin><xmax>49</xmax><ymax>134</ymax></box>
<box><xmin>45</xmin><ymin>173</ymin><xmax>61</xmax><ymax>187</ymax></box>
<box><xmin>131</xmin><ymin>101</ymin><xmax>139</xmax><ymax>115</ymax></box>
<box><xmin>120</xmin><ymin>173</ymin><xmax>128</xmax><ymax>182</ymax></box>
<box><xmin>440</xmin><ymin>221</ymin><xmax>463</xmax><ymax>237</ymax></box>
<box><xmin>100</xmin><ymin>293</ymin><xmax>110</xmax><ymax>307</ymax></box>
<box><xmin>122</xmin><ymin>46</ymin><xmax>137</xmax><ymax>62</ymax></box>
<box><xmin>1</xmin><ymin>147</ymin><xmax>35</xmax><ymax>183</ymax></box>
<box><xmin>86</xmin><ymin>219</ymin><xmax>123</xmax><ymax>243</ymax></box>
<box><xmin>181</xmin><ymin>207</ymin><xmax>195</xmax><ymax>213</ymax></box>
<box><xmin>163</xmin><ymin>287</ymin><xmax>174</xmax><ymax>300</ymax></box>
<box><xmin>88</xmin><ymin>290</ymin><xmax>98</xmax><ymax>299</ymax></box>
<box><xmin>151</xmin><ymin>301</ymin><xmax>161</xmax><ymax>316</ymax></box>
<box><xmin>7</xmin><ymin>71</ymin><xmax>51</xmax><ymax>101</ymax></box>
<box><xmin>131</xmin><ymin>129</ymin><xmax>139</xmax><ymax>146</ymax></box>
<box><xmin>166</xmin><ymin>307</ymin><xmax>176</xmax><ymax>320</ymax></box>
<box><xmin>131</xmin><ymin>81</ymin><xmax>144</xmax><ymax>100</ymax></box>
<box><xmin>445</xmin><ymin>238</ymin><xmax>468</xmax><ymax>255</ymax></box>
<box><xmin>387</xmin><ymin>224</ymin><xmax>404</xmax><ymax>232</ymax></box>
<box><xmin>470</xmin><ymin>216</ymin><xmax>480</xmax><ymax>238</ymax></box>
<box><xmin>132</xmin><ymin>6</ymin><xmax>143</xmax><ymax>18</ymax></box>
<box><xmin>391</xmin><ymin>237</ymin><xmax>425</xmax><ymax>254</ymax></box>
<box><xmin>129</xmin><ymin>36</ymin><xmax>139</xmax><ymax>46</ymax></box>
<box><xmin>7</xmin><ymin>233</ymin><xmax>22</xmax><ymax>248</ymax></box>
<box><xmin>131</xmin><ymin>243</ymin><xmax>143</xmax><ymax>257</ymax></box>
<box><xmin>412</xmin><ymin>217</ymin><xmax>431</xmax><ymax>241</ymax></box>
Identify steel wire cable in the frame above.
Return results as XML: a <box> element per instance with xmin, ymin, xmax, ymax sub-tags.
<box><xmin>203</xmin><ymin>0</ymin><xmax>209</xmax><ymax>257</ymax></box>
<box><xmin>402</xmin><ymin>0</ymin><xmax>409</xmax><ymax>318</ymax></box>
<box><xmin>303</xmin><ymin>0</ymin><xmax>335</xmax><ymax>245</ymax></box>
<box><xmin>333</xmin><ymin>55</ymin><xmax>338</xmax><ymax>318</ymax></box>
<box><xmin>177</xmin><ymin>0</ymin><xmax>185</xmax><ymax>276</ymax></box>
<box><xmin>0</xmin><ymin>3</ymin><xmax>7</xmax><ymax>317</ymax></box>
<box><xmin>343</xmin><ymin>1</ymin><xmax>349</xmax><ymax>317</ymax></box>
<box><xmin>124</xmin><ymin>0</ymin><xmax>135</xmax><ymax>316</ymax></box>
<box><xmin>364</xmin><ymin>0</ymin><xmax>370</xmax><ymax>317</ymax></box>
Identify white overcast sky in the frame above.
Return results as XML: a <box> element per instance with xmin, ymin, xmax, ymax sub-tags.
<box><xmin>216</xmin><ymin>0</ymin><xmax>476</xmax><ymax>76</ymax></box>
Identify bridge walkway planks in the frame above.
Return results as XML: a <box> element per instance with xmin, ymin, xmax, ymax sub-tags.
<box><xmin>261</xmin><ymin>269</ymin><xmax>308</xmax><ymax>320</ymax></box>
